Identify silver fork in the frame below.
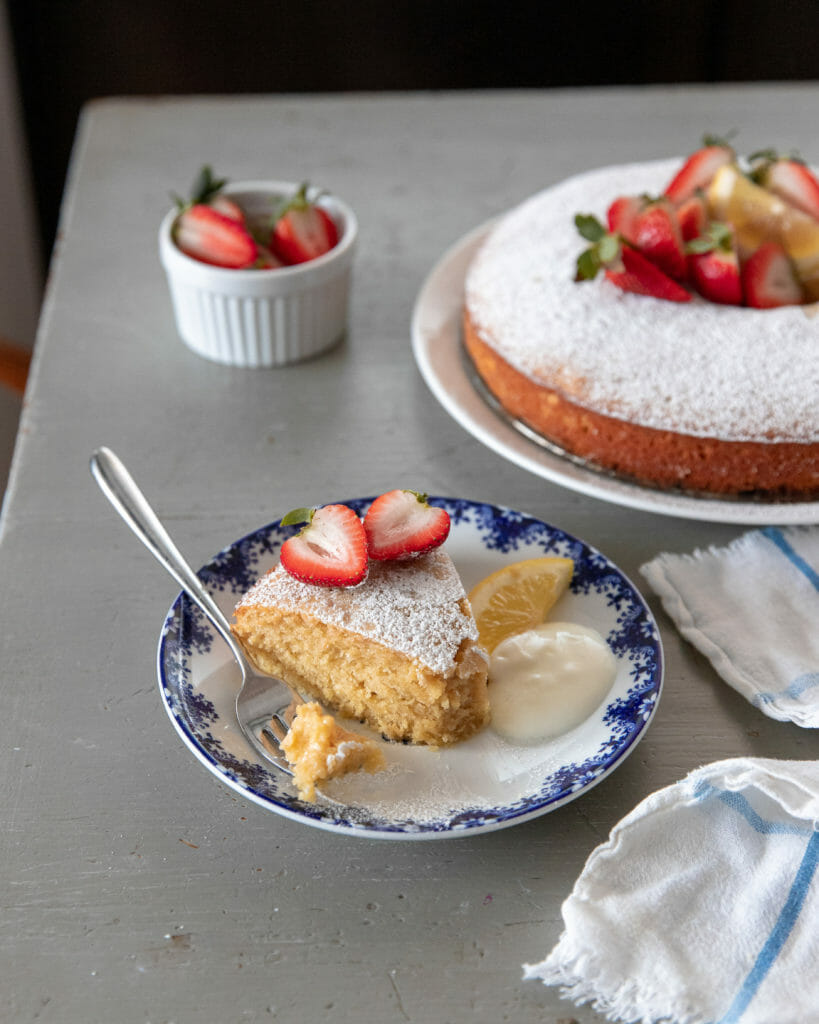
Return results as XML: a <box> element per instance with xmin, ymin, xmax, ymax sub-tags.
<box><xmin>89</xmin><ymin>446</ymin><xmax>302</xmax><ymax>775</ymax></box>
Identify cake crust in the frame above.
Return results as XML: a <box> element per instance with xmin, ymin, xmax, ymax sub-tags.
<box><xmin>464</xmin><ymin>310</ymin><xmax>819</xmax><ymax>497</ymax></box>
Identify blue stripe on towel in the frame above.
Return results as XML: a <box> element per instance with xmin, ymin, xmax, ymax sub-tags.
<box><xmin>693</xmin><ymin>782</ymin><xmax>812</xmax><ymax>836</ymax></box>
<box><xmin>761</xmin><ymin>527</ymin><xmax>819</xmax><ymax>591</ymax></box>
<box><xmin>715</xmin><ymin>830</ymin><xmax>819</xmax><ymax>1023</ymax></box>
<box><xmin>754</xmin><ymin>673</ymin><xmax>819</xmax><ymax>709</ymax></box>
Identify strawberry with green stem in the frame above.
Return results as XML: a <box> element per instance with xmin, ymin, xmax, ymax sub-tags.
<box><xmin>686</xmin><ymin>222</ymin><xmax>742</xmax><ymax>305</ymax></box>
<box><xmin>280</xmin><ymin>504</ymin><xmax>369</xmax><ymax>587</ymax></box>
<box><xmin>363</xmin><ymin>490</ymin><xmax>451</xmax><ymax>561</ymax></box>
<box><xmin>173</xmin><ymin>165</ymin><xmax>258</xmax><ymax>269</ymax></box>
<box><xmin>575</xmin><ymin>215</ymin><xmax>691</xmax><ymax>302</ymax></box>
<box><xmin>171</xmin><ymin>165</ymin><xmax>247</xmax><ymax>223</ymax></box>
<box><xmin>632</xmin><ymin>198</ymin><xmax>688</xmax><ymax>280</ymax></box>
<box><xmin>271</xmin><ymin>184</ymin><xmax>339</xmax><ymax>265</ymax></box>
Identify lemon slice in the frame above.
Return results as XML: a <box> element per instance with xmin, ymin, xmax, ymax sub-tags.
<box><xmin>468</xmin><ymin>557</ymin><xmax>574</xmax><ymax>653</ymax></box>
<box><xmin>707</xmin><ymin>163</ymin><xmax>819</xmax><ymax>300</ymax></box>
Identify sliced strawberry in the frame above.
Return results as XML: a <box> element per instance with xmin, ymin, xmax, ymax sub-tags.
<box><xmin>574</xmin><ymin>215</ymin><xmax>690</xmax><ymax>302</ymax></box>
<box><xmin>664</xmin><ymin>138</ymin><xmax>735</xmax><ymax>203</ymax></box>
<box><xmin>605</xmin><ymin>246</ymin><xmax>691</xmax><ymax>302</ymax></box>
<box><xmin>676</xmin><ymin>193</ymin><xmax>709</xmax><ymax>242</ymax></box>
<box><xmin>363</xmin><ymin>490</ymin><xmax>450</xmax><ymax>561</ymax></box>
<box><xmin>271</xmin><ymin>183</ymin><xmax>339</xmax><ymax>265</ymax></box>
<box><xmin>633</xmin><ymin>199</ymin><xmax>687</xmax><ymax>280</ymax></box>
<box><xmin>174</xmin><ymin>204</ymin><xmax>258</xmax><ymax>268</ymax></box>
<box><xmin>741</xmin><ymin>242</ymin><xmax>804</xmax><ymax>309</ymax></box>
<box><xmin>750</xmin><ymin>152</ymin><xmax>819</xmax><ymax>221</ymax></box>
<box><xmin>279</xmin><ymin>504</ymin><xmax>368</xmax><ymax>587</ymax></box>
<box><xmin>687</xmin><ymin>223</ymin><xmax>742</xmax><ymax>305</ymax></box>
<box><xmin>606</xmin><ymin>195</ymin><xmax>644</xmax><ymax>243</ymax></box>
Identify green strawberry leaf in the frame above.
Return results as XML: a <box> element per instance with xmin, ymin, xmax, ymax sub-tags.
<box><xmin>702</xmin><ymin>131</ymin><xmax>736</xmax><ymax>149</ymax></box>
<box><xmin>575</xmin><ymin>248</ymin><xmax>601</xmax><ymax>281</ymax></box>
<box><xmin>281</xmin><ymin>507</ymin><xmax>316</xmax><ymax>527</ymax></box>
<box><xmin>171</xmin><ymin>165</ymin><xmax>229</xmax><ymax>211</ymax></box>
<box><xmin>191</xmin><ymin>165</ymin><xmax>228</xmax><ymax>205</ymax></box>
<box><xmin>575</xmin><ymin>213</ymin><xmax>606</xmax><ymax>242</ymax></box>
<box><xmin>686</xmin><ymin>221</ymin><xmax>734</xmax><ymax>255</ymax></box>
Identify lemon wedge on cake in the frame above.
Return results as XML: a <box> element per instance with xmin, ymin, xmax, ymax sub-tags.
<box><xmin>707</xmin><ymin>163</ymin><xmax>819</xmax><ymax>300</ymax></box>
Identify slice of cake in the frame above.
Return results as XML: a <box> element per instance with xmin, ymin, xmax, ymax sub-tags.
<box><xmin>280</xmin><ymin>701</ymin><xmax>385</xmax><ymax>802</ymax></box>
<box><xmin>231</xmin><ymin>548</ymin><xmax>490</xmax><ymax>746</ymax></box>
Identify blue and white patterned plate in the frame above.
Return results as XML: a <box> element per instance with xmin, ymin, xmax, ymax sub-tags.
<box><xmin>157</xmin><ymin>499</ymin><xmax>663</xmax><ymax>840</ymax></box>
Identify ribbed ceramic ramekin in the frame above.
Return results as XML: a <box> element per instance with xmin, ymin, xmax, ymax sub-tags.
<box><xmin>159</xmin><ymin>181</ymin><xmax>357</xmax><ymax>367</ymax></box>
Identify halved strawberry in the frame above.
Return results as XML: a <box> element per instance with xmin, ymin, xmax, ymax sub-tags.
<box><xmin>664</xmin><ymin>137</ymin><xmax>735</xmax><ymax>203</ymax></box>
<box><xmin>172</xmin><ymin>165</ymin><xmax>245</xmax><ymax>222</ymax></box>
<box><xmin>676</xmin><ymin>193</ymin><xmax>709</xmax><ymax>242</ymax></box>
<box><xmin>750</xmin><ymin>150</ymin><xmax>819</xmax><ymax>221</ymax></box>
<box><xmin>741</xmin><ymin>242</ymin><xmax>804</xmax><ymax>309</ymax></box>
<box><xmin>174</xmin><ymin>204</ymin><xmax>258</xmax><ymax>268</ymax></box>
<box><xmin>271</xmin><ymin>183</ymin><xmax>339</xmax><ymax>265</ymax></box>
<box><xmin>363</xmin><ymin>490</ymin><xmax>450</xmax><ymax>561</ymax></box>
<box><xmin>606</xmin><ymin>195</ymin><xmax>644</xmax><ymax>243</ymax></box>
<box><xmin>686</xmin><ymin>223</ymin><xmax>742</xmax><ymax>305</ymax></box>
<box><xmin>574</xmin><ymin>215</ymin><xmax>690</xmax><ymax>302</ymax></box>
<box><xmin>605</xmin><ymin>246</ymin><xmax>691</xmax><ymax>303</ymax></box>
<box><xmin>633</xmin><ymin>199</ymin><xmax>687</xmax><ymax>280</ymax></box>
<box><xmin>280</xmin><ymin>504</ymin><xmax>368</xmax><ymax>586</ymax></box>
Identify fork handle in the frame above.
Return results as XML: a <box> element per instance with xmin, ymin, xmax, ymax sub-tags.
<box><xmin>90</xmin><ymin>446</ymin><xmax>245</xmax><ymax>664</ymax></box>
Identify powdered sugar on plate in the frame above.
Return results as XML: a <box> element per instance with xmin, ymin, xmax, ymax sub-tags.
<box><xmin>465</xmin><ymin>159</ymin><xmax>819</xmax><ymax>443</ymax></box>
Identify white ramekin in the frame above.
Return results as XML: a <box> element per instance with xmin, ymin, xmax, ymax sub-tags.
<box><xmin>158</xmin><ymin>181</ymin><xmax>357</xmax><ymax>367</ymax></box>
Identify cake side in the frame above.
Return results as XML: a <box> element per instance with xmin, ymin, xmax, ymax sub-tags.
<box><xmin>464</xmin><ymin>309</ymin><xmax>819</xmax><ymax>497</ymax></box>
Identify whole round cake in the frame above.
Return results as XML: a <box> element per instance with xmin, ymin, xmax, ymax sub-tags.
<box><xmin>463</xmin><ymin>158</ymin><xmax>819</xmax><ymax>498</ymax></box>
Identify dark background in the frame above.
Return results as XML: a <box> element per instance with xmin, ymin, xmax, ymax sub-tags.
<box><xmin>8</xmin><ymin>0</ymin><xmax>819</xmax><ymax>263</ymax></box>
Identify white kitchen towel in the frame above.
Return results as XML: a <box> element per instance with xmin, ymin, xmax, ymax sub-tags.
<box><xmin>525</xmin><ymin>758</ymin><xmax>819</xmax><ymax>1024</ymax></box>
<box><xmin>640</xmin><ymin>526</ymin><xmax>819</xmax><ymax>727</ymax></box>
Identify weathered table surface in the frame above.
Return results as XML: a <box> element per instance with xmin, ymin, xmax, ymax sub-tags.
<box><xmin>3</xmin><ymin>85</ymin><xmax>819</xmax><ymax>1022</ymax></box>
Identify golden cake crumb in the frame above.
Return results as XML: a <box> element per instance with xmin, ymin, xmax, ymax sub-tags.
<box><xmin>281</xmin><ymin>702</ymin><xmax>385</xmax><ymax>802</ymax></box>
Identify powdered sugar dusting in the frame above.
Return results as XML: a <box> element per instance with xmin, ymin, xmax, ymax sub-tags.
<box><xmin>466</xmin><ymin>159</ymin><xmax>819</xmax><ymax>443</ymax></box>
<box><xmin>326</xmin><ymin>740</ymin><xmax>367</xmax><ymax>770</ymax></box>
<box><xmin>235</xmin><ymin>549</ymin><xmax>478</xmax><ymax>676</ymax></box>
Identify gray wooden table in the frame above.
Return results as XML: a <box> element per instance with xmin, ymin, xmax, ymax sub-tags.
<box><xmin>3</xmin><ymin>86</ymin><xmax>819</xmax><ymax>1023</ymax></box>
